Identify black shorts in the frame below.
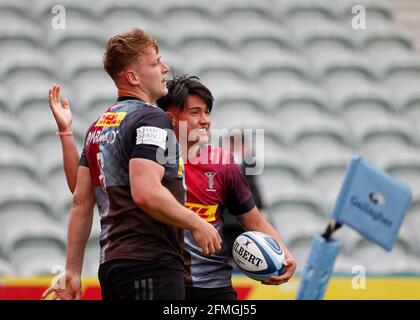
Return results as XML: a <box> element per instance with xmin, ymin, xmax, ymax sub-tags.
<box><xmin>98</xmin><ymin>259</ymin><xmax>185</xmax><ymax>300</ymax></box>
<box><xmin>185</xmin><ymin>285</ymin><xmax>238</xmax><ymax>300</ymax></box>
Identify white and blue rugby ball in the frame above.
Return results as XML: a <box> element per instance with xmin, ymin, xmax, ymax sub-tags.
<box><xmin>232</xmin><ymin>231</ymin><xmax>285</xmax><ymax>281</ymax></box>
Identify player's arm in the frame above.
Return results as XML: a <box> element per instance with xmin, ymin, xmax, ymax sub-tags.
<box><xmin>42</xmin><ymin>166</ymin><xmax>95</xmax><ymax>300</ymax></box>
<box><xmin>48</xmin><ymin>85</ymin><xmax>79</xmax><ymax>193</ymax></box>
<box><xmin>235</xmin><ymin>208</ymin><xmax>297</xmax><ymax>285</ymax></box>
<box><xmin>129</xmin><ymin>158</ymin><xmax>221</xmax><ymax>256</ymax></box>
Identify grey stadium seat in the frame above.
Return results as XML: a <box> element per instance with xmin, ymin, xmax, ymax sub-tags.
<box><xmin>0</xmin><ymin>112</ymin><xmax>24</xmax><ymax>148</ymax></box>
<box><xmin>262</xmin><ymin>183</ymin><xmax>324</xmax><ymax>218</ymax></box>
<box><xmin>348</xmin><ymin>112</ymin><xmax>415</xmax><ymax>152</ymax></box>
<box><xmin>249</xmin><ymin>49</ymin><xmax>312</xmax><ymax>86</ymax></box>
<box><xmin>334</xmin><ymin>84</ymin><xmax>395</xmax><ymax>116</ymax></box>
<box><xmin>280</xmin><ymin>0</ymin><xmax>338</xmax><ymax>26</ymax></box>
<box><xmin>0</xmin><ymin>12</ymin><xmax>44</xmax><ymax>51</ymax></box>
<box><xmin>0</xmin><ymin>211</ymin><xmax>65</xmax><ymax>260</ymax></box>
<box><xmin>276</xmin><ymin>108</ymin><xmax>350</xmax><ymax>151</ymax></box>
<box><xmin>0</xmin><ymin>145</ymin><xmax>39</xmax><ymax>186</ymax></box>
<box><xmin>71</xmin><ymin>68</ymin><xmax>116</xmax><ymax>121</ymax></box>
<box><xmin>313</xmin><ymin>52</ymin><xmax>377</xmax><ymax>85</ymax></box>
<box><xmin>0</xmin><ymin>257</ymin><xmax>14</xmax><ymax>276</ymax></box>
<box><xmin>267</xmin><ymin>83</ymin><xmax>329</xmax><ymax>113</ymax></box>
<box><xmin>220</xmin><ymin>1</ymin><xmax>277</xmax><ymax>26</ymax></box>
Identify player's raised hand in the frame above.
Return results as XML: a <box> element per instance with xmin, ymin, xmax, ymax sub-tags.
<box><xmin>191</xmin><ymin>218</ymin><xmax>222</xmax><ymax>256</ymax></box>
<box><xmin>261</xmin><ymin>255</ymin><xmax>297</xmax><ymax>286</ymax></box>
<box><xmin>48</xmin><ymin>85</ymin><xmax>72</xmax><ymax>132</ymax></box>
<box><xmin>42</xmin><ymin>270</ymin><xmax>82</xmax><ymax>300</ymax></box>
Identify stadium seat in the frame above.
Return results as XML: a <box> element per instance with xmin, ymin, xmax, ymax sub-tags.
<box><xmin>33</xmin><ymin>0</ymin><xmax>99</xmax><ymax>21</ymax></box>
<box><xmin>0</xmin><ymin>87</ymin><xmax>7</xmax><ymax>113</ymax></box>
<box><xmin>210</xmin><ymin>101</ymin><xmax>279</xmax><ymax>145</ymax></box>
<box><xmin>403</xmin><ymin>97</ymin><xmax>420</xmax><ymax>125</ymax></box>
<box><xmin>0</xmin><ymin>12</ymin><xmax>44</xmax><ymax>51</ymax></box>
<box><xmin>7</xmin><ymin>74</ymin><xmax>57</xmax><ymax>115</ymax></box>
<box><xmin>0</xmin><ymin>181</ymin><xmax>53</xmax><ymax>220</ymax></box>
<box><xmin>0</xmin><ymin>257</ymin><xmax>14</xmax><ymax>276</ymax></box>
<box><xmin>248</xmin><ymin>49</ymin><xmax>312</xmax><ymax>86</ymax></box>
<box><xmin>0</xmin><ymin>49</ymin><xmax>56</xmax><ymax>81</ymax></box>
<box><xmin>291</xmin><ymin>21</ymin><xmax>356</xmax><ymax>53</ymax></box>
<box><xmin>276</xmin><ymin>108</ymin><xmax>350</xmax><ymax>151</ymax></box>
<box><xmin>236</xmin><ymin>24</ymin><xmax>297</xmax><ymax>53</ymax></box>
<box><xmin>380</xmin><ymin>149</ymin><xmax>420</xmax><ymax>195</ymax></box>
<box><xmin>71</xmin><ymin>68</ymin><xmax>116</xmax><ymax>121</ymax></box>
<box><xmin>188</xmin><ymin>50</ymin><xmax>247</xmax><ymax>82</ymax></box>
<box><xmin>349</xmin><ymin>237</ymin><xmax>420</xmax><ymax>273</ymax></box>
<box><xmin>338</xmin><ymin>0</ymin><xmax>393</xmax><ymax>28</ymax></box>
<box><xmin>358</xmin><ymin>25</ymin><xmax>413</xmax><ymax>53</ymax></box>
<box><xmin>161</xmin><ymin>0</ymin><xmax>217</xmax><ymax>24</ymax></box>
<box><xmin>100</xmin><ymin>0</ymin><xmax>157</xmax><ymax>21</ymax></box>
<box><xmin>101</xmin><ymin>2</ymin><xmax>168</xmax><ymax>49</ymax></box>
<box><xmin>0</xmin><ymin>145</ymin><xmax>39</xmax><ymax>187</ymax></box>
<box><xmin>267</xmin><ymin>83</ymin><xmax>329</xmax><ymax>114</ymax></box>
<box><xmin>0</xmin><ymin>210</ymin><xmax>64</xmax><ymax>257</ymax></box>
<box><xmin>280</xmin><ymin>0</ymin><xmax>338</xmax><ymax>26</ymax></box>
<box><xmin>10</xmin><ymin>239</ymin><xmax>65</xmax><ymax>276</ymax></box>
<box><xmin>261</xmin><ymin>145</ymin><xmax>305</xmax><ymax>188</ymax></box>
<box><xmin>271</xmin><ymin>210</ymin><xmax>325</xmax><ymax>245</ymax></box>
<box><xmin>334</xmin><ymin>84</ymin><xmax>395</xmax><ymax>116</ymax></box>
<box><xmin>46</xmin><ymin>14</ymin><xmax>106</xmax><ymax>53</ymax></box>
<box><xmin>313</xmin><ymin>52</ymin><xmax>377</xmax><ymax>85</ymax></box>
<box><xmin>348</xmin><ymin>112</ymin><xmax>415</xmax><ymax>152</ymax></box>
<box><xmin>263</xmin><ymin>183</ymin><xmax>324</xmax><ymax>218</ymax></box>
<box><xmin>0</xmin><ymin>112</ymin><xmax>24</xmax><ymax>148</ymax></box>
<box><xmin>220</xmin><ymin>0</ymin><xmax>277</xmax><ymax>26</ymax></box>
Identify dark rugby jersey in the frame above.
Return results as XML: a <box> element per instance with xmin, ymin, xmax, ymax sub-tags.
<box><xmin>80</xmin><ymin>97</ymin><xmax>184</xmax><ymax>269</ymax></box>
<box><xmin>183</xmin><ymin>145</ymin><xmax>255</xmax><ymax>288</ymax></box>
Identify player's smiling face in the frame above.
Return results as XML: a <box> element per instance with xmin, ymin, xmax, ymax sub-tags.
<box><xmin>168</xmin><ymin>95</ymin><xmax>211</xmax><ymax>147</ymax></box>
<box><xmin>131</xmin><ymin>46</ymin><xmax>169</xmax><ymax>103</ymax></box>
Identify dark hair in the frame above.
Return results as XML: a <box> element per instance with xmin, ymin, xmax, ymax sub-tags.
<box><xmin>157</xmin><ymin>75</ymin><xmax>214</xmax><ymax>113</ymax></box>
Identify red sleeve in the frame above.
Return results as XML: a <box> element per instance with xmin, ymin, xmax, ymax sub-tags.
<box><xmin>225</xmin><ymin>161</ymin><xmax>256</xmax><ymax>216</ymax></box>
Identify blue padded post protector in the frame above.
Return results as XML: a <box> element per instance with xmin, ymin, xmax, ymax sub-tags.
<box><xmin>330</xmin><ymin>155</ymin><xmax>412</xmax><ymax>251</ymax></box>
<box><xmin>296</xmin><ymin>235</ymin><xmax>341</xmax><ymax>300</ymax></box>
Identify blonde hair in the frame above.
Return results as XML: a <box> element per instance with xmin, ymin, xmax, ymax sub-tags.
<box><xmin>103</xmin><ymin>28</ymin><xmax>158</xmax><ymax>80</ymax></box>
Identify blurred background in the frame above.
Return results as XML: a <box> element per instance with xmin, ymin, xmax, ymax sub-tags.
<box><xmin>1</xmin><ymin>0</ymin><xmax>420</xmax><ymax>299</ymax></box>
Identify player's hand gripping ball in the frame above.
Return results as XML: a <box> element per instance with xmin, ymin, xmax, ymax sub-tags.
<box><xmin>232</xmin><ymin>231</ymin><xmax>285</xmax><ymax>281</ymax></box>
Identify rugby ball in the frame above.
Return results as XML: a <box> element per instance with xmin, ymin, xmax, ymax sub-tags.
<box><xmin>232</xmin><ymin>231</ymin><xmax>285</xmax><ymax>281</ymax></box>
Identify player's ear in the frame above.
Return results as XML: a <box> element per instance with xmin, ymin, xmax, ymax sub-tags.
<box><xmin>125</xmin><ymin>69</ymin><xmax>140</xmax><ymax>86</ymax></box>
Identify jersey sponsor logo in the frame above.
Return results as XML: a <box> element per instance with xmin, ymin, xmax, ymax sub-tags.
<box><xmin>136</xmin><ymin>126</ymin><xmax>167</xmax><ymax>149</ymax></box>
<box><xmin>184</xmin><ymin>202</ymin><xmax>218</xmax><ymax>222</ymax></box>
<box><xmin>95</xmin><ymin>112</ymin><xmax>127</xmax><ymax>127</ymax></box>
<box><xmin>86</xmin><ymin>130</ymin><xmax>118</xmax><ymax>145</ymax></box>
<box><xmin>205</xmin><ymin>172</ymin><xmax>217</xmax><ymax>192</ymax></box>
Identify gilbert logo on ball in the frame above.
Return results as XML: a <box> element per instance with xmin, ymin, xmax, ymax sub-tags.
<box><xmin>232</xmin><ymin>231</ymin><xmax>285</xmax><ymax>281</ymax></box>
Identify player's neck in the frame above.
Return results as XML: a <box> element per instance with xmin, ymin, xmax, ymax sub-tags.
<box><xmin>118</xmin><ymin>89</ymin><xmax>155</xmax><ymax>105</ymax></box>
